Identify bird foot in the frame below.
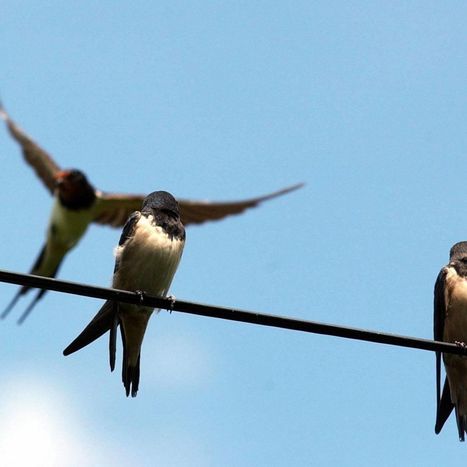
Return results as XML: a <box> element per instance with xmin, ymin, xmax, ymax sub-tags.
<box><xmin>455</xmin><ymin>341</ymin><xmax>467</xmax><ymax>349</ymax></box>
<box><xmin>166</xmin><ymin>295</ymin><xmax>176</xmax><ymax>313</ymax></box>
<box><xmin>135</xmin><ymin>290</ymin><xmax>146</xmax><ymax>304</ymax></box>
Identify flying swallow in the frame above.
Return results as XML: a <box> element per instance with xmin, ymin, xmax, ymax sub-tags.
<box><xmin>434</xmin><ymin>241</ymin><xmax>467</xmax><ymax>441</ymax></box>
<box><xmin>0</xmin><ymin>103</ymin><xmax>302</xmax><ymax>322</ymax></box>
<box><xmin>63</xmin><ymin>190</ymin><xmax>185</xmax><ymax>397</ymax></box>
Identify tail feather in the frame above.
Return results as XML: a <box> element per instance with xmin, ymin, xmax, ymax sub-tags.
<box><xmin>63</xmin><ymin>301</ymin><xmax>116</xmax><ymax>356</ymax></box>
<box><xmin>123</xmin><ymin>356</ymin><xmax>141</xmax><ymax>398</ymax></box>
<box><xmin>1</xmin><ymin>288</ymin><xmax>26</xmax><ymax>319</ymax></box>
<box><xmin>2</xmin><ymin>245</ymin><xmax>63</xmax><ymax>323</ymax></box>
<box><xmin>120</xmin><ymin>324</ymin><xmax>141</xmax><ymax>397</ymax></box>
<box><xmin>109</xmin><ymin>312</ymin><xmax>119</xmax><ymax>372</ymax></box>
<box><xmin>455</xmin><ymin>407</ymin><xmax>466</xmax><ymax>442</ymax></box>
<box><xmin>16</xmin><ymin>289</ymin><xmax>48</xmax><ymax>325</ymax></box>
<box><xmin>435</xmin><ymin>378</ymin><xmax>455</xmax><ymax>435</ymax></box>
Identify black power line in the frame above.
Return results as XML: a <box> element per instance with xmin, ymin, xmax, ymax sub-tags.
<box><xmin>0</xmin><ymin>268</ymin><xmax>463</xmax><ymax>356</ymax></box>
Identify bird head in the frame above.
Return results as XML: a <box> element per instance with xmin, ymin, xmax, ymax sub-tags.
<box><xmin>54</xmin><ymin>169</ymin><xmax>96</xmax><ymax>209</ymax></box>
<box><xmin>143</xmin><ymin>191</ymin><xmax>181</xmax><ymax>219</ymax></box>
<box><xmin>450</xmin><ymin>241</ymin><xmax>467</xmax><ymax>262</ymax></box>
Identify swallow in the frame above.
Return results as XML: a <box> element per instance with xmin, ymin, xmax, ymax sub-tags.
<box><xmin>63</xmin><ymin>190</ymin><xmax>185</xmax><ymax>397</ymax></box>
<box><xmin>434</xmin><ymin>241</ymin><xmax>467</xmax><ymax>441</ymax></box>
<box><xmin>0</xmin><ymin>103</ymin><xmax>303</xmax><ymax>322</ymax></box>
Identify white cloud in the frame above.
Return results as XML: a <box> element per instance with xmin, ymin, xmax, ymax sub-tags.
<box><xmin>0</xmin><ymin>375</ymin><xmax>118</xmax><ymax>467</ymax></box>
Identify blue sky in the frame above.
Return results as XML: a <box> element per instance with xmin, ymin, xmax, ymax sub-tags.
<box><xmin>1</xmin><ymin>1</ymin><xmax>467</xmax><ymax>465</ymax></box>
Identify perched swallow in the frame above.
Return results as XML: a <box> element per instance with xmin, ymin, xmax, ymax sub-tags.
<box><xmin>434</xmin><ymin>241</ymin><xmax>467</xmax><ymax>441</ymax></box>
<box><xmin>0</xmin><ymin>103</ymin><xmax>302</xmax><ymax>322</ymax></box>
<box><xmin>63</xmin><ymin>190</ymin><xmax>185</xmax><ymax>397</ymax></box>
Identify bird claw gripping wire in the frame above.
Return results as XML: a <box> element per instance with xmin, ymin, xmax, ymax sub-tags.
<box><xmin>166</xmin><ymin>295</ymin><xmax>176</xmax><ymax>313</ymax></box>
<box><xmin>135</xmin><ymin>290</ymin><xmax>146</xmax><ymax>304</ymax></box>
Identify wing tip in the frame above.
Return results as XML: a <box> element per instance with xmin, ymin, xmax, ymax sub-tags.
<box><xmin>63</xmin><ymin>342</ymin><xmax>79</xmax><ymax>356</ymax></box>
<box><xmin>268</xmin><ymin>181</ymin><xmax>305</xmax><ymax>198</ymax></box>
<box><xmin>236</xmin><ymin>181</ymin><xmax>304</xmax><ymax>208</ymax></box>
<box><xmin>0</xmin><ymin>100</ymin><xmax>8</xmax><ymax>122</ymax></box>
<box><xmin>434</xmin><ymin>420</ymin><xmax>443</xmax><ymax>435</ymax></box>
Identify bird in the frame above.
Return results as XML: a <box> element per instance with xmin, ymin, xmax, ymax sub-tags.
<box><xmin>63</xmin><ymin>190</ymin><xmax>185</xmax><ymax>397</ymax></box>
<box><xmin>0</xmin><ymin>103</ymin><xmax>303</xmax><ymax>323</ymax></box>
<box><xmin>434</xmin><ymin>241</ymin><xmax>467</xmax><ymax>441</ymax></box>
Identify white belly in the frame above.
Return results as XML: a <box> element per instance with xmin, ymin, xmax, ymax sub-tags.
<box><xmin>113</xmin><ymin>217</ymin><xmax>184</xmax><ymax>298</ymax></box>
<box><xmin>444</xmin><ymin>270</ymin><xmax>467</xmax><ymax>343</ymax></box>
<box><xmin>48</xmin><ymin>197</ymin><xmax>95</xmax><ymax>249</ymax></box>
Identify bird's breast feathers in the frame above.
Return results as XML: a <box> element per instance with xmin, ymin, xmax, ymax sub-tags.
<box><xmin>444</xmin><ymin>266</ymin><xmax>467</xmax><ymax>343</ymax></box>
<box><xmin>443</xmin><ymin>266</ymin><xmax>467</xmax><ymax>416</ymax></box>
<box><xmin>48</xmin><ymin>196</ymin><xmax>95</xmax><ymax>249</ymax></box>
<box><xmin>113</xmin><ymin>214</ymin><xmax>184</xmax><ymax>296</ymax></box>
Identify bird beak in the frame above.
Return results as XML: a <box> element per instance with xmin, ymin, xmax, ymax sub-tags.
<box><xmin>54</xmin><ymin>170</ymin><xmax>68</xmax><ymax>188</ymax></box>
<box><xmin>54</xmin><ymin>177</ymin><xmax>64</xmax><ymax>188</ymax></box>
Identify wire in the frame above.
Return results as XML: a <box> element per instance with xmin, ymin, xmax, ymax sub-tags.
<box><xmin>0</xmin><ymin>268</ymin><xmax>464</xmax><ymax>356</ymax></box>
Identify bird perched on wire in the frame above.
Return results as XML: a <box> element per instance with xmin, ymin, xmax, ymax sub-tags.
<box><xmin>0</xmin><ymin>103</ymin><xmax>302</xmax><ymax>323</ymax></box>
<box><xmin>63</xmin><ymin>190</ymin><xmax>185</xmax><ymax>397</ymax></box>
<box><xmin>434</xmin><ymin>241</ymin><xmax>467</xmax><ymax>441</ymax></box>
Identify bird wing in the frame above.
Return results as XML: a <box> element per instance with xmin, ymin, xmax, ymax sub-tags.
<box><xmin>113</xmin><ymin>211</ymin><xmax>141</xmax><ymax>273</ymax></box>
<box><xmin>177</xmin><ymin>183</ymin><xmax>304</xmax><ymax>225</ymax></box>
<box><xmin>92</xmin><ymin>182</ymin><xmax>304</xmax><ymax>228</ymax></box>
<box><xmin>433</xmin><ymin>267</ymin><xmax>454</xmax><ymax>433</ymax></box>
<box><xmin>0</xmin><ymin>103</ymin><xmax>61</xmax><ymax>193</ymax></box>
<box><xmin>92</xmin><ymin>192</ymin><xmax>144</xmax><ymax>227</ymax></box>
<box><xmin>63</xmin><ymin>300</ymin><xmax>116</xmax><ymax>356</ymax></box>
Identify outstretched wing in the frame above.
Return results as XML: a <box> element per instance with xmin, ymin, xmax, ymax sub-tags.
<box><xmin>0</xmin><ymin>103</ymin><xmax>61</xmax><ymax>193</ymax></box>
<box><xmin>93</xmin><ymin>192</ymin><xmax>144</xmax><ymax>227</ymax></box>
<box><xmin>92</xmin><ymin>182</ymin><xmax>304</xmax><ymax>228</ymax></box>
<box><xmin>178</xmin><ymin>183</ymin><xmax>304</xmax><ymax>225</ymax></box>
